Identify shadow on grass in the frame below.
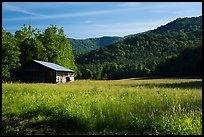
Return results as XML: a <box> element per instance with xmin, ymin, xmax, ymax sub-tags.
<box><xmin>2</xmin><ymin>106</ymin><xmax>89</xmax><ymax>135</ymax></box>
<box><xmin>120</xmin><ymin>81</ymin><xmax>202</xmax><ymax>90</ymax></box>
<box><xmin>154</xmin><ymin>81</ymin><xmax>202</xmax><ymax>89</ymax></box>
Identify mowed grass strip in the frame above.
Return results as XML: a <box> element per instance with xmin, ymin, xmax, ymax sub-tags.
<box><xmin>2</xmin><ymin>79</ymin><xmax>202</xmax><ymax>135</ymax></box>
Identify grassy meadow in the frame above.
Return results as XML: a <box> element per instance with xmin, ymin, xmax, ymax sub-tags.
<box><xmin>2</xmin><ymin>78</ymin><xmax>202</xmax><ymax>135</ymax></box>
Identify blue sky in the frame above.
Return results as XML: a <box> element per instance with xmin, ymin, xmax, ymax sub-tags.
<box><xmin>2</xmin><ymin>2</ymin><xmax>202</xmax><ymax>39</ymax></box>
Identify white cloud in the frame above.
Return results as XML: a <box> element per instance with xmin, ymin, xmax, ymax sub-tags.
<box><xmin>117</xmin><ymin>2</ymin><xmax>141</xmax><ymax>7</ymax></box>
<box><xmin>84</xmin><ymin>20</ymin><xmax>95</xmax><ymax>24</ymax></box>
<box><xmin>143</xmin><ymin>2</ymin><xmax>199</xmax><ymax>10</ymax></box>
<box><xmin>4</xmin><ymin>2</ymin><xmax>201</xmax><ymax>22</ymax></box>
<box><xmin>63</xmin><ymin>19</ymin><xmax>174</xmax><ymax>39</ymax></box>
<box><xmin>3</xmin><ymin>6</ymin><xmax>131</xmax><ymax>21</ymax></box>
<box><xmin>4</xmin><ymin>19</ymin><xmax>172</xmax><ymax>39</ymax></box>
<box><xmin>2</xmin><ymin>2</ymin><xmax>51</xmax><ymax>18</ymax></box>
<box><xmin>175</xmin><ymin>9</ymin><xmax>202</xmax><ymax>16</ymax></box>
<box><xmin>2</xmin><ymin>2</ymin><xmax>201</xmax><ymax>39</ymax></box>
<box><xmin>3</xmin><ymin>3</ymin><xmax>37</xmax><ymax>16</ymax></box>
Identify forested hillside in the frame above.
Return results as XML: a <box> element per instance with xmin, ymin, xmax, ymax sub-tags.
<box><xmin>154</xmin><ymin>42</ymin><xmax>202</xmax><ymax>77</ymax></box>
<box><xmin>2</xmin><ymin>25</ymin><xmax>78</xmax><ymax>81</ymax></box>
<box><xmin>76</xmin><ymin>16</ymin><xmax>202</xmax><ymax>80</ymax></box>
<box><xmin>151</xmin><ymin>16</ymin><xmax>202</xmax><ymax>34</ymax></box>
<box><xmin>2</xmin><ymin>16</ymin><xmax>202</xmax><ymax>81</ymax></box>
<box><xmin>68</xmin><ymin>36</ymin><xmax>124</xmax><ymax>55</ymax></box>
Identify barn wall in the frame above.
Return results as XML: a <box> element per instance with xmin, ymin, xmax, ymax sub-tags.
<box><xmin>56</xmin><ymin>71</ymin><xmax>74</xmax><ymax>83</ymax></box>
<box><xmin>11</xmin><ymin>62</ymin><xmax>56</xmax><ymax>83</ymax></box>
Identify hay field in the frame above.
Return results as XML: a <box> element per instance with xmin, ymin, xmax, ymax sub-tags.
<box><xmin>2</xmin><ymin>78</ymin><xmax>202</xmax><ymax>135</ymax></box>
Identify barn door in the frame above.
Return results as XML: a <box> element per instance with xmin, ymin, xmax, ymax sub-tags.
<box><xmin>56</xmin><ymin>76</ymin><xmax>63</xmax><ymax>83</ymax></box>
<box><xmin>56</xmin><ymin>76</ymin><xmax>60</xmax><ymax>83</ymax></box>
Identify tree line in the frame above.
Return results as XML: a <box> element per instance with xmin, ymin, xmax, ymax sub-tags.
<box><xmin>76</xmin><ymin>31</ymin><xmax>202</xmax><ymax>80</ymax></box>
<box><xmin>2</xmin><ymin>16</ymin><xmax>202</xmax><ymax>81</ymax></box>
<box><xmin>2</xmin><ymin>25</ymin><xmax>78</xmax><ymax>81</ymax></box>
<box><xmin>69</xmin><ymin>36</ymin><xmax>124</xmax><ymax>56</ymax></box>
<box><xmin>76</xmin><ymin>16</ymin><xmax>202</xmax><ymax>79</ymax></box>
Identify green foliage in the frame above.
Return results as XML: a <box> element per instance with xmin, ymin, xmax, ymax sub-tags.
<box><xmin>2</xmin><ymin>16</ymin><xmax>202</xmax><ymax>81</ymax></box>
<box><xmin>19</xmin><ymin>37</ymin><xmax>48</xmax><ymax>65</ymax></box>
<box><xmin>15</xmin><ymin>24</ymin><xmax>48</xmax><ymax>65</ymax></box>
<box><xmin>39</xmin><ymin>25</ymin><xmax>78</xmax><ymax>74</ymax></box>
<box><xmin>151</xmin><ymin>16</ymin><xmax>202</xmax><ymax>34</ymax></box>
<box><xmin>76</xmin><ymin>16</ymin><xmax>202</xmax><ymax>79</ymax></box>
<box><xmin>2</xmin><ymin>25</ymin><xmax>78</xmax><ymax>81</ymax></box>
<box><xmin>69</xmin><ymin>36</ymin><xmax>124</xmax><ymax>56</ymax></box>
<box><xmin>154</xmin><ymin>42</ymin><xmax>202</xmax><ymax>76</ymax></box>
<box><xmin>2</xmin><ymin>28</ymin><xmax>21</xmax><ymax>81</ymax></box>
<box><xmin>2</xmin><ymin>79</ymin><xmax>202</xmax><ymax>135</ymax></box>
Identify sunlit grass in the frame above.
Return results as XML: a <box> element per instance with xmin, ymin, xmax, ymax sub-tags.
<box><xmin>2</xmin><ymin>78</ymin><xmax>202</xmax><ymax>135</ymax></box>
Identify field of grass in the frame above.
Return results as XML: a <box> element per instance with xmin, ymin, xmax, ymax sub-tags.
<box><xmin>2</xmin><ymin>78</ymin><xmax>202</xmax><ymax>135</ymax></box>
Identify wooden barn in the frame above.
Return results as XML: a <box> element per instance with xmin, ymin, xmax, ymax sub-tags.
<box><xmin>10</xmin><ymin>60</ymin><xmax>74</xmax><ymax>83</ymax></box>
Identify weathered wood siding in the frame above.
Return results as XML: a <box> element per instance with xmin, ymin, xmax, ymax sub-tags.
<box><xmin>56</xmin><ymin>72</ymin><xmax>74</xmax><ymax>83</ymax></box>
<box><xmin>11</xmin><ymin>61</ymin><xmax>75</xmax><ymax>83</ymax></box>
<box><xmin>11</xmin><ymin>62</ymin><xmax>56</xmax><ymax>83</ymax></box>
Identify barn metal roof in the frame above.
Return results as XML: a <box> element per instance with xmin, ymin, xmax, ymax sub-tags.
<box><xmin>33</xmin><ymin>60</ymin><xmax>74</xmax><ymax>72</ymax></box>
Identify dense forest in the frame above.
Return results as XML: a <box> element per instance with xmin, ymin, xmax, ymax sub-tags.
<box><xmin>154</xmin><ymin>43</ymin><xmax>202</xmax><ymax>77</ymax></box>
<box><xmin>68</xmin><ymin>31</ymin><xmax>152</xmax><ymax>56</ymax></box>
<box><xmin>76</xmin><ymin>16</ymin><xmax>202</xmax><ymax>79</ymax></box>
<box><xmin>68</xmin><ymin>36</ymin><xmax>124</xmax><ymax>56</ymax></box>
<box><xmin>2</xmin><ymin>25</ymin><xmax>78</xmax><ymax>81</ymax></box>
<box><xmin>2</xmin><ymin>16</ymin><xmax>202</xmax><ymax>81</ymax></box>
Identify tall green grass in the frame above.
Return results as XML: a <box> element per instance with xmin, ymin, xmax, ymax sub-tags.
<box><xmin>2</xmin><ymin>79</ymin><xmax>202</xmax><ymax>135</ymax></box>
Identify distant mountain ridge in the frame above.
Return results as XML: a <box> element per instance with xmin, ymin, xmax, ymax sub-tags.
<box><xmin>151</xmin><ymin>16</ymin><xmax>202</xmax><ymax>34</ymax></box>
<box><xmin>68</xmin><ymin>36</ymin><xmax>124</xmax><ymax>55</ymax></box>
<box><xmin>68</xmin><ymin>32</ymin><xmax>151</xmax><ymax>55</ymax></box>
<box><xmin>75</xmin><ymin>16</ymin><xmax>202</xmax><ymax>79</ymax></box>
<box><xmin>69</xmin><ymin>16</ymin><xmax>202</xmax><ymax>56</ymax></box>
<box><xmin>124</xmin><ymin>30</ymin><xmax>151</xmax><ymax>38</ymax></box>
